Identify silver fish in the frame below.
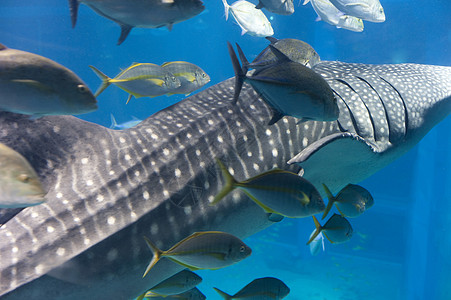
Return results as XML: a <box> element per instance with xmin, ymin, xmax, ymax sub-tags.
<box><xmin>109</xmin><ymin>114</ymin><xmax>142</xmax><ymax>130</ymax></box>
<box><xmin>68</xmin><ymin>0</ymin><xmax>205</xmax><ymax>45</ymax></box>
<box><xmin>0</xmin><ymin>143</ymin><xmax>46</xmax><ymax>208</ymax></box>
<box><xmin>329</xmin><ymin>0</ymin><xmax>385</xmax><ymax>22</ymax></box>
<box><xmin>0</xmin><ymin>43</ymin><xmax>97</xmax><ymax>117</ymax></box>
<box><xmin>162</xmin><ymin>61</ymin><xmax>210</xmax><ymax>95</ymax></box>
<box><xmin>213</xmin><ymin>277</ymin><xmax>290</xmax><ymax>299</ymax></box>
<box><xmin>0</xmin><ymin>61</ymin><xmax>449</xmax><ymax>299</ymax></box>
<box><xmin>309</xmin><ymin>230</ymin><xmax>325</xmax><ymax>256</ymax></box>
<box><xmin>229</xmin><ymin>42</ymin><xmax>339</xmax><ymax>124</ymax></box>
<box><xmin>255</xmin><ymin>0</ymin><xmax>295</xmax><ymax>15</ymax></box>
<box><xmin>138</xmin><ymin>287</ymin><xmax>206</xmax><ymax>300</ymax></box>
<box><xmin>90</xmin><ymin>63</ymin><xmax>181</xmax><ymax>104</ymax></box>
<box><xmin>222</xmin><ymin>0</ymin><xmax>274</xmax><ymax>37</ymax></box>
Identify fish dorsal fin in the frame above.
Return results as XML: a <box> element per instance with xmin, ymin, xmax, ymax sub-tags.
<box><xmin>0</xmin><ymin>43</ymin><xmax>7</xmax><ymax>50</ymax></box>
<box><xmin>288</xmin><ymin>132</ymin><xmax>380</xmax><ymax>193</ymax></box>
<box><xmin>265</xmin><ymin>36</ymin><xmax>278</xmax><ymax>44</ymax></box>
<box><xmin>117</xmin><ymin>23</ymin><xmax>133</xmax><ymax>45</ymax></box>
<box><xmin>268</xmin><ymin>45</ymin><xmax>291</xmax><ymax>63</ymax></box>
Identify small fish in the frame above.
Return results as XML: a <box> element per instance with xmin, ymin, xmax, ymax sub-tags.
<box><xmin>213</xmin><ymin>277</ymin><xmax>290</xmax><ymax>299</ymax></box>
<box><xmin>303</xmin><ymin>0</ymin><xmax>364</xmax><ymax>32</ymax></box>
<box><xmin>337</xmin><ymin>15</ymin><xmax>364</xmax><ymax>32</ymax></box>
<box><xmin>142</xmin><ymin>231</ymin><xmax>251</xmax><ymax>277</ymax></box>
<box><xmin>251</xmin><ymin>37</ymin><xmax>321</xmax><ymax>69</ymax></box>
<box><xmin>138</xmin><ymin>287</ymin><xmax>206</xmax><ymax>300</ymax></box>
<box><xmin>255</xmin><ymin>0</ymin><xmax>294</xmax><ymax>15</ymax></box>
<box><xmin>0</xmin><ymin>43</ymin><xmax>97</xmax><ymax>118</ymax></box>
<box><xmin>228</xmin><ymin>42</ymin><xmax>339</xmax><ymax>125</ymax></box>
<box><xmin>309</xmin><ymin>230</ymin><xmax>325</xmax><ymax>256</ymax></box>
<box><xmin>110</xmin><ymin>114</ymin><xmax>142</xmax><ymax>130</ymax></box>
<box><xmin>0</xmin><ymin>143</ymin><xmax>46</xmax><ymax>208</ymax></box>
<box><xmin>69</xmin><ymin>0</ymin><xmax>205</xmax><ymax>45</ymax></box>
<box><xmin>161</xmin><ymin>61</ymin><xmax>210</xmax><ymax>95</ymax></box>
<box><xmin>329</xmin><ymin>0</ymin><xmax>385</xmax><ymax>22</ymax></box>
<box><xmin>222</xmin><ymin>0</ymin><xmax>274</xmax><ymax>37</ymax></box>
<box><xmin>143</xmin><ymin>270</ymin><xmax>202</xmax><ymax>296</ymax></box>
<box><xmin>211</xmin><ymin>159</ymin><xmax>325</xmax><ymax>218</ymax></box>
<box><xmin>322</xmin><ymin>183</ymin><xmax>374</xmax><ymax>219</ymax></box>
<box><xmin>89</xmin><ymin>63</ymin><xmax>181</xmax><ymax>104</ymax></box>
<box><xmin>307</xmin><ymin>214</ymin><xmax>353</xmax><ymax>245</ymax></box>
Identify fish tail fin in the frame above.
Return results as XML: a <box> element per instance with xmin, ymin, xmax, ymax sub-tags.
<box><xmin>235</xmin><ymin>43</ymin><xmax>250</xmax><ymax>71</ymax></box>
<box><xmin>68</xmin><ymin>0</ymin><xmax>80</xmax><ymax>28</ymax></box>
<box><xmin>227</xmin><ymin>42</ymin><xmax>246</xmax><ymax>104</ymax></box>
<box><xmin>142</xmin><ymin>236</ymin><xmax>163</xmax><ymax>278</ymax></box>
<box><xmin>222</xmin><ymin>0</ymin><xmax>230</xmax><ymax>20</ymax></box>
<box><xmin>210</xmin><ymin>159</ymin><xmax>237</xmax><ymax>206</ymax></box>
<box><xmin>321</xmin><ymin>183</ymin><xmax>335</xmax><ymax>220</ymax></box>
<box><xmin>89</xmin><ymin>65</ymin><xmax>112</xmax><ymax>97</ymax></box>
<box><xmin>306</xmin><ymin>215</ymin><xmax>322</xmax><ymax>245</ymax></box>
<box><xmin>213</xmin><ymin>287</ymin><xmax>233</xmax><ymax>300</ymax></box>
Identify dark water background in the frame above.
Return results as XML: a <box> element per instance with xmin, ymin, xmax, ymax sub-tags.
<box><xmin>1</xmin><ymin>0</ymin><xmax>450</xmax><ymax>299</ymax></box>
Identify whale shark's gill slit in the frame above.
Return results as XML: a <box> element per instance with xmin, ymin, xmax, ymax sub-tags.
<box><xmin>378</xmin><ymin>76</ymin><xmax>409</xmax><ymax>139</ymax></box>
<box><xmin>337</xmin><ymin>78</ymin><xmax>377</xmax><ymax>140</ymax></box>
<box><xmin>355</xmin><ymin>75</ymin><xmax>394</xmax><ymax>142</ymax></box>
<box><xmin>332</xmin><ymin>83</ymin><xmax>362</xmax><ymax>137</ymax></box>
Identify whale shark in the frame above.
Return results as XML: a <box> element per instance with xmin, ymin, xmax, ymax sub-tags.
<box><xmin>0</xmin><ymin>61</ymin><xmax>450</xmax><ymax>299</ymax></box>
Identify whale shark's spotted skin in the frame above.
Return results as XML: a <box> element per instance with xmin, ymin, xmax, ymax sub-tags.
<box><xmin>0</xmin><ymin>61</ymin><xmax>450</xmax><ymax>299</ymax></box>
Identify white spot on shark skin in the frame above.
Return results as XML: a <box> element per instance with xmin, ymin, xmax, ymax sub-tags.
<box><xmin>163</xmin><ymin>148</ymin><xmax>170</xmax><ymax>156</ymax></box>
<box><xmin>56</xmin><ymin>193</ymin><xmax>63</xmax><ymax>199</ymax></box>
<box><xmin>208</xmin><ymin>119</ymin><xmax>214</xmax><ymax>125</ymax></box>
<box><xmin>253</xmin><ymin>163</ymin><xmax>260</xmax><ymax>171</ymax></box>
<box><xmin>107</xmin><ymin>249</ymin><xmax>118</xmax><ymax>261</ymax></box>
<box><xmin>265</xmin><ymin>129</ymin><xmax>272</xmax><ymax>136</ymax></box>
<box><xmin>124</xmin><ymin>154</ymin><xmax>131</xmax><ymax>161</ymax></box>
<box><xmin>130</xmin><ymin>212</ymin><xmax>137</xmax><ymax>220</ymax></box>
<box><xmin>53</xmin><ymin>126</ymin><xmax>60</xmax><ymax>133</ymax></box>
<box><xmin>31</xmin><ymin>212</ymin><xmax>39</xmax><ymax>218</ymax></box>
<box><xmin>175</xmin><ymin>168</ymin><xmax>181</xmax><ymax>177</ymax></box>
<box><xmin>163</xmin><ymin>190</ymin><xmax>169</xmax><ymax>197</ymax></box>
<box><xmin>151</xmin><ymin>223</ymin><xmax>159</xmax><ymax>235</ymax></box>
<box><xmin>196</xmin><ymin>149</ymin><xmax>201</xmax><ymax>156</ymax></box>
<box><xmin>151</xmin><ymin>133</ymin><xmax>158</xmax><ymax>140</ymax></box>
<box><xmin>81</xmin><ymin>158</ymin><xmax>89</xmax><ymax>164</ymax></box>
<box><xmin>97</xmin><ymin>195</ymin><xmax>104</xmax><ymax>202</ymax></box>
<box><xmin>104</xmin><ymin>149</ymin><xmax>110</xmax><ymax>155</ymax></box>
<box><xmin>272</xmin><ymin>148</ymin><xmax>278</xmax><ymax>157</ymax></box>
<box><xmin>217</xmin><ymin>136</ymin><xmax>224</xmax><ymax>143</ymax></box>
<box><xmin>184</xmin><ymin>206</ymin><xmax>192</xmax><ymax>215</ymax></box>
<box><xmin>86</xmin><ymin>180</ymin><xmax>93</xmax><ymax>186</ymax></box>
<box><xmin>12</xmin><ymin>246</ymin><xmax>18</xmax><ymax>253</ymax></box>
<box><xmin>35</xmin><ymin>264</ymin><xmax>45</xmax><ymax>275</ymax></box>
<box><xmin>56</xmin><ymin>247</ymin><xmax>66</xmax><ymax>256</ymax></box>
<box><xmin>109</xmin><ymin>170</ymin><xmax>115</xmax><ymax>175</ymax></box>
<box><xmin>228</xmin><ymin>168</ymin><xmax>235</xmax><ymax>176</ymax></box>
<box><xmin>84</xmin><ymin>238</ymin><xmax>90</xmax><ymax>245</ymax></box>
<box><xmin>247</xmin><ymin>151</ymin><xmax>253</xmax><ymax>157</ymax></box>
<box><xmin>119</xmin><ymin>137</ymin><xmax>126</xmax><ymax>143</ymax></box>
<box><xmin>302</xmin><ymin>137</ymin><xmax>308</xmax><ymax>147</ymax></box>
<box><xmin>134</xmin><ymin>171</ymin><xmax>140</xmax><ymax>177</ymax></box>
<box><xmin>47</xmin><ymin>226</ymin><xmax>55</xmax><ymax>233</ymax></box>
<box><xmin>107</xmin><ymin>216</ymin><xmax>116</xmax><ymax>225</ymax></box>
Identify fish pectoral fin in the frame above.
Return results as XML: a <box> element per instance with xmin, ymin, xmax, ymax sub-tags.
<box><xmin>10</xmin><ymin>79</ymin><xmax>55</xmax><ymax>94</ymax></box>
<box><xmin>147</xmin><ymin>78</ymin><xmax>165</xmax><ymax>86</ymax></box>
<box><xmin>287</xmin><ymin>132</ymin><xmax>380</xmax><ymax>187</ymax></box>
<box><xmin>117</xmin><ymin>23</ymin><xmax>133</xmax><ymax>45</ymax></box>
<box><xmin>241</xmin><ymin>190</ymin><xmax>279</xmax><ymax>215</ymax></box>
<box><xmin>207</xmin><ymin>252</ymin><xmax>227</xmax><ymax>261</ymax></box>
<box><xmin>345</xmin><ymin>2</ymin><xmax>370</xmax><ymax>8</ymax></box>
<box><xmin>167</xmin><ymin>257</ymin><xmax>201</xmax><ymax>271</ymax></box>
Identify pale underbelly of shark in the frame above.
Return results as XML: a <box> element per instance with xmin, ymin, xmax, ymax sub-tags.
<box><xmin>0</xmin><ymin>61</ymin><xmax>450</xmax><ymax>299</ymax></box>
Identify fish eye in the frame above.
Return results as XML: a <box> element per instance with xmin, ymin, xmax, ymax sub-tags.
<box><xmin>17</xmin><ymin>174</ymin><xmax>31</xmax><ymax>183</ymax></box>
<box><xmin>240</xmin><ymin>245</ymin><xmax>246</xmax><ymax>252</ymax></box>
<box><xmin>172</xmin><ymin>77</ymin><xmax>177</xmax><ymax>82</ymax></box>
<box><xmin>77</xmin><ymin>84</ymin><xmax>88</xmax><ymax>93</ymax></box>
<box><xmin>201</xmin><ymin>73</ymin><xmax>206</xmax><ymax>78</ymax></box>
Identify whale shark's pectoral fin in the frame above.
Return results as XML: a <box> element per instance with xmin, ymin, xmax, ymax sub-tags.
<box><xmin>287</xmin><ymin>132</ymin><xmax>382</xmax><ymax>191</ymax></box>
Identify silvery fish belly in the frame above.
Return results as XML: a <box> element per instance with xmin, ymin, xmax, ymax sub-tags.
<box><xmin>329</xmin><ymin>0</ymin><xmax>385</xmax><ymax>22</ymax></box>
<box><xmin>0</xmin><ymin>61</ymin><xmax>450</xmax><ymax>299</ymax></box>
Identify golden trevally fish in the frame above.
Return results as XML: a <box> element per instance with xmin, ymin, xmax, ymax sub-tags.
<box><xmin>322</xmin><ymin>183</ymin><xmax>374</xmax><ymax>219</ymax></box>
<box><xmin>89</xmin><ymin>63</ymin><xmax>181</xmax><ymax>104</ymax></box>
<box><xmin>307</xmin><ymin>214</ymin><xmax>353</xmax><ymax>245</ymax></box>
<box><xmin>0</xmin><ymin>43</ymin><xmax>97</xmax><ymax>118</ymax></box>
<box><xmin>212</xmin><ymin>159</ymin><xmax>325</xmax><ymax>218</ymax></box>
<box><xmin>68</xmin><ymin>0</ymin><xmax>205</xmax><ymax>45</ymax></box>
<box><xmin>162</xmin><ymin>61</ymin><xmax>210</xmax><ymax>95</ymax></box>
<box><xmin>213</xmin><ymin>277</ymin><xmax>290</xmax><ymax>299</ymax></box>
<box><xmin>141</xmin><ymin>270</ymin><xmax>202</xmax><ymax>297</ymax></box>
<box><xmin>142</xmin><ymin>231</ymin><xmax>251</xmax><ymax>277</ymax></box>
<box><xmin>0</xmin><ymin>143</ymin><xmax>46</xmax><ymax>208</ymax></box>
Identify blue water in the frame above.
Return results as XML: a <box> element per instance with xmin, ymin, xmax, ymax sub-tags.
<box><xmin>1</xmin><ymin>0</ymin><xmax>450</xmax><ymax>299</ymax></box>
